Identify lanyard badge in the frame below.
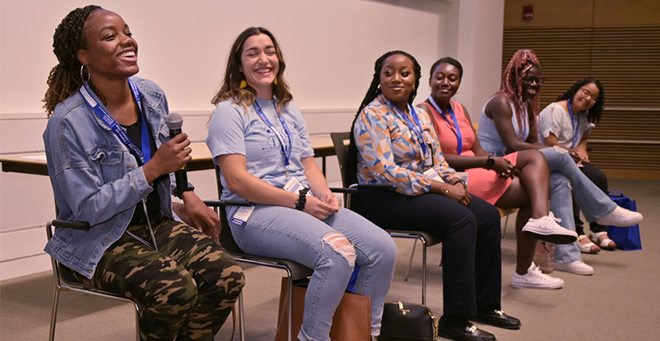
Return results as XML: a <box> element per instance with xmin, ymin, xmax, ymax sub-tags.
<box><xmin>567</xmin><ymin>99</ymin><xmax>581</xmax><ymax>149</ymax></box>
<box><xmin>254</xmin><ymin>100</ymin><xmax>293</xmax><ymax>180</ymax></box>
<box><xmin>80</xmin><ymin>78</ymin><xmax>151</xmax><ymax>164</ymax></box>
<box><xmin>388</xmin><ymin>100</ymin><xmax>432</xmax><ymax>167</ymax></box>
<box><xmin>427</xmin><ymin>96</ymin><xmax>463</xmax><ymax>155</ymax></box>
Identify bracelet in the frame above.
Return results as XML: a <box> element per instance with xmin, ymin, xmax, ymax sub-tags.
<box><xmin>294</xmin><ymin>187</ymin><xmax>310</xmax><ymax>210</ymax></box>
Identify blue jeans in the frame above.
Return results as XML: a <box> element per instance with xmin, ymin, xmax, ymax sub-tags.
<box><xmin>540</xmin><ymin>148</ymin><xmax>618</xmax><ymax>263</ymax></box>
<box><xmin>229</xmin><ymin>206</ymin><xmax>396</xmax><ymax>341</ymax></box>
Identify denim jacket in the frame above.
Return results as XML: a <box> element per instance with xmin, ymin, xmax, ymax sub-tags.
<box><xmin>43</xmin><ymin>77</ymin><xmax>175</xmax><ymax>278</ymax></box>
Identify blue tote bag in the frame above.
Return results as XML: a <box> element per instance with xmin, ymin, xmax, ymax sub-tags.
<box><xmin>606</xmin><ymin>191</ymin><xmax>642</xmax><ymax>251</ymax></box>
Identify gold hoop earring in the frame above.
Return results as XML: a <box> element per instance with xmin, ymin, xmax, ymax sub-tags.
<box><xmin>240</xmin><ymin>80</ymin><xmax>247</xmax><ymax>89</ymax></box>
<box><xmin>274</xmin><ymin>78</ymin><xmax>278</xmax><ymax>86</ymax></box>
<box><xmin>80</xmin><ymin>64</ymin><xmax>91</xmax><ymax>84</ymax></box>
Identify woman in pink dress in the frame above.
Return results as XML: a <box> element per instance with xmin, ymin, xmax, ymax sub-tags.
<box><xmin>418</xmin><ymin>57</ymin><xmax>572</xmax><ymax>289</ymax></box>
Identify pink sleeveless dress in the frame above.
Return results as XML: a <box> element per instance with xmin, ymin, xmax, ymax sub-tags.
<box><xmin>420</xmin><ymin>100</ymin><xmax>518</xmax><ymax>205</ymax></box>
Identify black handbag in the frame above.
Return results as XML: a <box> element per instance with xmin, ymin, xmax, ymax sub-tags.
<box><xmin>378</xmin><ymin>301</ymin><xmax>438</xmax><ymax>341</ymax></box>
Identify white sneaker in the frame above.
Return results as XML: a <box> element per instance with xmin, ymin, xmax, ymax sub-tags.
<box><xmin>554</xmin><ymin>260</ymin><xmax>594</xmax><ymax>276</ymax></box>
<box><xmin>596</xmin><ymin>206</ymin><xmax>643</xmax><ymax>227</ymax></box>
<box><xmin>522</xmin><ymin>212</ymin><xmax>578</xmax><ymax>244</ymax></box>
<box><xmin>511</xmin><ymin>263</ymin><xmax>564</xmax><ymax>289</ymax></box>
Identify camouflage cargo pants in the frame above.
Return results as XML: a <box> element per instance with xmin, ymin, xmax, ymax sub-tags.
<box><xmin>72</xmin><ymin>216</ymin><xmax>245</xmax><ymax>341</ymax></box>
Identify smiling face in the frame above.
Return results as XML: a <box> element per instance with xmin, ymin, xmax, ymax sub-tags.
<box><xmin>380</xmin><ymin>54</ymin><xmax>416</xmax><ymax>111</ymax></box>
<box><xmin>76</xmin><ymin>9</ymin><xmax>138</xmax><ymax>82</ymax></box>
<box><xmin>240</xmin><ymin>33</ymin><xmax>279</xmax><ymax>99</ymax></box>
<box><xmin>571</xmin><ymin>82</ymin><xmax>600</xmax><ymax>112</ymax></box>
<box><xmin>430</xmin><ymin>62</ymin><xmax>461</xmax><ymax>105</ymax></box>
<box><xmin>521</xmin><ymin>66</ymin><xmax>543</xmax><ymax>101</ymax></box>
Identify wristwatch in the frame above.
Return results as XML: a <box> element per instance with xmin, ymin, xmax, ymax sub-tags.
<box><xmin>486</xmin><ymin>155</ymin><xmax>495</xmax><ymax>170</ymax></box>
<box><xmin>173</xmin><ymin>184</ymin><xmax>195</xmax><ymax>199</ymax></box>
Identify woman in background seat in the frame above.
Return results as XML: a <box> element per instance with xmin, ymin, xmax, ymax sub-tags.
<box><xmin>539</xmin><ymin>78</ymin><xmax>613</xmax><ymax>252</ymax></box>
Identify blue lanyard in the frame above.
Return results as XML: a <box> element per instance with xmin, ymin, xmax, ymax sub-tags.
<box><xmin>567</xmin><ymin>99</ymin><xmax>580</xmax><ymax>149</ymax></box>
<box><xmin>253</xmin><ymin>100</ymin><xmax>292</xmax><ymax>167</ymax></box>
<box><xmin>427</xmin><ymin>96</ymin><xmax>463</xmax><ymax>155</ymax></box>
<box><xmin>387</xmin><ymin>99</ymin><xmax>429</xmax><ymax>158</ymax></box>
<box><xmin>80</xmin><ymin>78</ymin><xmax>151</xmax><ymax>164</ymax></box>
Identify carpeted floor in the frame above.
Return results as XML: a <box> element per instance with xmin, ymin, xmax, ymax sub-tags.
<box><xmin>2</xmin><ymin>179</ymin><xmax>658</xmax><ymax>341</ymax></box>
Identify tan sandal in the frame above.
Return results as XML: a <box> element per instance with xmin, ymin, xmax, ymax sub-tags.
<box><xmin>590</xmin><ymin>232</ymin><xmax>616</xmax><ymax>251</ymax></box>
<box><xmin>577</xmin><ymin>235</ymin><xmax>600</xmax><ymax>254</ymax></box>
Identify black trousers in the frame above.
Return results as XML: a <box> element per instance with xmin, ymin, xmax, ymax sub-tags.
<box><xmin>573</xmin><ymin>162</ymin><xmax>609</xmax><ymax>235</ymax></box>
<box><xmin>358</xmin><ymin>189</ymin><xmax>502</xmax><ymax>317</ymax></box>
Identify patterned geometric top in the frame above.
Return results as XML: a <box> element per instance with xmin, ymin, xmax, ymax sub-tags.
<box><xmin>354</xmin><ymin>94</ymin><xmax>461</xmax><ymax>196</ymax></box>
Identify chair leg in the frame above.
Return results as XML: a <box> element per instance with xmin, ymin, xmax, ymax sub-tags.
<box><xmin>49</xmin><ymin>288</ymin><xmax>61</xmax><ymax>341</ymax></box>
<box><xmin>130</xmin><ymin>302</ymin><xmax>140</xmax><ymax>341</ymax></box>
<box><xmin>287</xmin><ymin>276</ymin><xmax>294</xmax><ymax>341</ymax></box>
<box><xmin>404</xmin><ymin>239</ymin><xmax>418</xmax><ymax>281</ymax></box>
<box><xmin>237</xmin><ymin>292</ymin><xmax>246</xmax><ymax>341</ymax></box>
<box><xmin>502</xmin><ymin>215</ymin><xmax>510</xmax><ymax>238</ymax></box>
<box><xmin>421</xmin><ymin>242</ymin><xmax>427</xmax><ymax>306</ymax></box>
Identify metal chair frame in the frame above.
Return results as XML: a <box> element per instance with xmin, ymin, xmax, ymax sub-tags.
<box><xmin>47</xmin><ymin>220</ymin><xmax>140</xmax><ymax>341</ymax></box>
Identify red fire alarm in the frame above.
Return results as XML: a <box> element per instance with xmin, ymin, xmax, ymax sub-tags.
<box><xmin>523</xmin><ymin>4</ymin><xmax>534</xmax><ymax>20</ymax></box>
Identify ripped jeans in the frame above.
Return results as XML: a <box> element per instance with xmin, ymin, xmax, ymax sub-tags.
<box><xmin>229</xmin><ymin>205</ymin><xmax>397</xmax><ymax>341</ymax></box>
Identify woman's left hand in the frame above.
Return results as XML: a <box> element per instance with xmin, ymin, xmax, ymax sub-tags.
<box><xmin>179</xmin><ymin>192</ymin><xmax>221</xmax><ymax>243</ymax></box>
<box><xmin>318</xmin><ymin>192</ymin><xmax>340</xmax><ymax>212</ymax></box>
<box><xmin>492</xmin><ymin>157</ymin><xmax>519</xmax><ymax>179</ymax></box>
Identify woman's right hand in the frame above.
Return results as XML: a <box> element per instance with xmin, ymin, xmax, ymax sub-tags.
<box><xmin>143</xmin><ymin>133</ymin><xmax>191</xmax><ymax>183</ymax></box>
<box><xmin>303</xmin><ymin>195</ymin><xmax>338</xmax><ymax>220</ymax></box>
<box><xmin>445</xmin><ymin>183</ymin><xmax>471</xmax><ymax>206</ymax></box>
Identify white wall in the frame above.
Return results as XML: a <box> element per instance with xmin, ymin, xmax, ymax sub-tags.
<box><xmin>0</xmin><ymin>0</ymin><xmax>504</xmax><ymax>280</ymax></box>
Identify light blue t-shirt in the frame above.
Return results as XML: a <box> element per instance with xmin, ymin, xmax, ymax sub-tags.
<box><xmin>206</xmin><ymin>98</ymin><xmax>314</xmax><ymax>215</ymax></box>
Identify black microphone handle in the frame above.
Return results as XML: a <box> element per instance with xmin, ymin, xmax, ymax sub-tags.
<box><xmin>169</xmin><ymin>128</ymin><xmax>188</xmax><ymax>191</ymax></box>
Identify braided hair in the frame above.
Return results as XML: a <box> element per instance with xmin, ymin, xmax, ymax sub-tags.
<box><xmin>43</xmin><ymin>5</ymin><xmax>101</xmax><ymax>116</ymax></box>
<box><xmin>346</xmin><ymin>51</ymin><xmax>421</xmax><ymax>185</ymax></box>
<box><xmin>498</xmin><ymin>49</ymin><xmax>541</xmax><ymax>140</ymax></box>
<box><xmin>211</xmin><ymin>27</ymin><xmax>292</xmax><ymax>112</ymax></box>
<box><xmin>557</xmin><ymin>78</ymin><xmax>604</xmax><ymax>124</ymax></box>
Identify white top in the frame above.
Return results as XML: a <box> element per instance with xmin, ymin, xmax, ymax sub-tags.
<box><xmin>538</xmin><ymin>102</ymin><xmax>594</xmax><ymax>148</ymax></box>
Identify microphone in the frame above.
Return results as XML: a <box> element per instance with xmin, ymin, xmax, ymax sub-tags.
<box><xmin>165</xmin><ymin>113</ymin><xmax>188</xmax><ymax>193</ymax></box>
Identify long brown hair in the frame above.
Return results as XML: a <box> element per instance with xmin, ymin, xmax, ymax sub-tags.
<box><xmin>498</xmin><ymin>49</ymin><xmax>541</xmax><ymax>139</ymax></box>
<box><xmin>43</xmin><ymin>5</ymin><xmax>101</xmax><ymax>116</ymax></box>
<box><xmin>211</xmin><ymin>27</ymin><xmax>292</xmax><ymax>111</ymax></box>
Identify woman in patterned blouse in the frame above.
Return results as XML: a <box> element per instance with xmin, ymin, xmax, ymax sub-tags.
<box><xmin>347</xmin><ymin>51</ymin><xmax>520</xmax><ymax>341</ymax></box>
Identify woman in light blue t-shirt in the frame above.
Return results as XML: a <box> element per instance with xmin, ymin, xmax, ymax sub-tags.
<box><xmin>206</xmin><ymin>27</ymin><xmax>396</xmax><ymax>341</ymax></box>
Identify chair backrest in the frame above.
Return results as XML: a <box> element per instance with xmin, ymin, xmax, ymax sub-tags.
<box><xmin>213</xmin><ymin>165</ymin><xmax>245</xmax><ymax>255</ymax></box>
<box><xmin>330</xmin><ymin>132</ymin><xmax>352</xmax><ymax>188</ymax></box>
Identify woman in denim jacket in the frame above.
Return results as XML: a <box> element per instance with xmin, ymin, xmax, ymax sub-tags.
<box><xmin>42</xmin><ymin>6</ymin><xmax>243</xmax><ymax>340</ymax></box>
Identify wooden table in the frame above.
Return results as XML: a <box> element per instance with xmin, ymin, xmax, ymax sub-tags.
<box><xmin>0</xmin><ymin>137</ymin><xmax>336</xmax><ymax>176</ymax></box>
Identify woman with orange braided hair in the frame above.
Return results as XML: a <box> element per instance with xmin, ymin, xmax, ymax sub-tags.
<box><xmin>477</xmin><ymin>49</ymin><xmax>642</xmax><ymax>278</ymax></box>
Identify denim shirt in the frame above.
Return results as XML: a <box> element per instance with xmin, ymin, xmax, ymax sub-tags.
<box><xmin>43</xmin><ymin>77</ymin><xmax>174</xmax><ymax>279</ymax></box>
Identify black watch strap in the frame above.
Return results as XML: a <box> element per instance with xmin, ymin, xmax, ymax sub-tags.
<box><xmin>173</xmin><ymin>184</ymin><xmax>195</xmax><ymax>199</ymax></box>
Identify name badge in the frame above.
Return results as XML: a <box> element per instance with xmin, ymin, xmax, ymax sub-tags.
<box><xmin>231</xmin><ymin>205</ymin><xmax>255</xmax><ymax>226</ymax></box>
<box><xmin>423</xmin><ymin>168</ymin><xmax>444</xmax><ymax>182</ymax></box>
<box><xmin>423</xmin><ymin>143</ymin><xmax>433</xmax><ymax>167</ymax></box>
<box><xmin>283</xmin><ymin>177</ymin><xmax>312</xmax><ymax>195</ymax></box>
<box><xmin>456</xmin><ymin>171</ymin><xmax>469</xmax><ymax>190</ymax></box>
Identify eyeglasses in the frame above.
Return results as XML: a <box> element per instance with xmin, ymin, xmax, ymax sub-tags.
<box><xmin>522</xmin><ymin>76</ymin><xmax>545</xmax><ymax>85</ymax></box>
<box><xmin>580</xmin><ymin>88</ymin><xmax>599</xmax><ymax>102</ymax></box>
